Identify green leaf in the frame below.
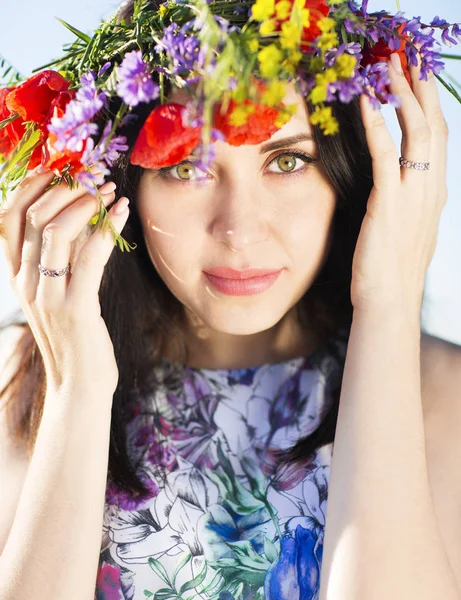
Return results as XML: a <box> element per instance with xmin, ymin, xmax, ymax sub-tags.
<box><xmin>171</xmin><ymin>550</ymin><xmax>191</xmax><ymax>587</ymax></box>
<box><xmin>154</xmin><ymin>588</ymin><xmax>176</xmax><ymax>600</ymax></box>
<box><xmin>55</xmin><ymin>18</ymin><xmax>92</xmax><ymax>44</ymax></box>
<box><xmin>178</xmin><ymin>562</ymin><xmax>208</xmax><ymax>595</ymax></box>
<box><xmin>143</xmin><ymin>591</ymin><xmax>154</xmax><ymax>598</ymax></box>
<box><xmin>0</xmin><ymin>113</ymin><xmax>20</xmax><ymax>130</ymax></box>
<box><xmin>240</xmin><ymin>453</ymin><xmax>268</xmax><ymax>501</ymax></box>
<box><xmin>148</xmin><ymin>557</ymin><xmax>172</xmax><ymax>587</ymax></box>
<box><xmin>0</xmin><ymin>122</ymin><xmax>41</xmax><ymax>204</ymax></box>
<box><xmin>263</xmin><ymin>536</ymin><xmax>279</xmax><ymax>563</ymax></box>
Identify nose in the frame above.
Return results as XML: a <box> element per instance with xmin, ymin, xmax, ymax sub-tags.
<box><xmin>210</xmin><ymin>179</ymin><xmax>269</xmax><ymax>251</ymax></box>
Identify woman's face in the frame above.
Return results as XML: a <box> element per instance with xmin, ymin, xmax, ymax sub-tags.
<box><xmin>136</xmin><ymin>82</ymin><xmax>337</xmax><ymax>337</ymax></box>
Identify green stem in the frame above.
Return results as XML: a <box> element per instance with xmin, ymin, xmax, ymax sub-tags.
<box><xmin>440</xmin><ymin>53</ymin><xmax>461</xmax><ymax>60</ymax></box>
<box><xmin>264</xmin><ymin>497</ymin><xmax>282</xmax><ymax>541</ymax></box>
<box><xmin>435</xmin><ymin>73</ymin><xmax>461</xmax><ymax>104</ymax></box>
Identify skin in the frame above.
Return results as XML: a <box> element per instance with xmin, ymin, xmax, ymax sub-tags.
<box><xmin>136</xmin><ymin>82</ymin><xmax>338</xmax><ymax>370</ymax></box>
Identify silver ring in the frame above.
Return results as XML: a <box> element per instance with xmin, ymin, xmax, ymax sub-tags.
<box><xmin>38</xmin><ymin>262</ymin><xmax>71</xmax><ymax>277</ymax></box>
<box><xmin>399</xmin><ymin>157</ymin><xmax>430</xmax><ymax>171</ymax></box>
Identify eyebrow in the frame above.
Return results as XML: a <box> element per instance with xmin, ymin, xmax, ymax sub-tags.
<box><xmin>186</xmin><ymin>132</ymin><xmax>316</xmax><ymax>162</ymax></box>
<box><xmin>259</xmin><ymin>133</ymin><xmax>315</xmax><ymax>154</ymax></box>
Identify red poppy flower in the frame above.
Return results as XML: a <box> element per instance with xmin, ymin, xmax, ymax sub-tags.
<box><xmin>5</xmin><ymin>70</ymin><xmax>70</xmax><ymax>126</ymax></box>
<box><xmin>274</xmin><ymin>0</ymin><xmax>330</xmax><ymax>50</ymax></box>
<box><xmin>130</xmin><ymin>103</ymin><xmax>202</xmax><ymax>169</ymax></box>
<box><xmin>361</xmin><ymin>23</ymin><xmax>412</xmax><ymax>100</ymax></box>
<box><xmin>1</xmin><ymin>71</ymin><xmax>72</xmax><ymax>169</ymax></box>
<box><xmin>0</xmin><ymin>87</ymin><xmax>25</xmax><ymax>158</ymax></box>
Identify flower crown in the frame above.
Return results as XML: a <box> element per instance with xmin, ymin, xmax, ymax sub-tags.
<box><xmin>0</xmin><ymin>0</ymin><xmax>459</xmax><ymax>251</ymax></box>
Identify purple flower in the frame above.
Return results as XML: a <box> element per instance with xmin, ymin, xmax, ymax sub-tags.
<box><xmin>47</xmin><ymin>70</ymin><xmax>106</xmax><ymax>153</ymax></box>
<box><xmin>74</xmin><ymin>121</ymin><xmax>128</xmax><ymax>194</ymax></box>
<box><xmin>98</xmin><ymin>61</ymin><xmax>112</xmax><ymax>77</ymax></box>
<box><xmin>105</xmin><ymin>475</ymin><xmax>159</xmax><ymax>510</ymax></box>
<box><xmin>155</xmin><ymin>22</ymin><xmax>207</xmax><ymax>75</ymax></box>
<box><xmin>116</xmin><ymin>50</ymin><xmax>160</xmax><ymax>106</ymax></box>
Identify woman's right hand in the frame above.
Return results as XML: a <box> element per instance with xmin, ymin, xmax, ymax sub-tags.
<box><xmin>0</xmin><ymin>165</ymin><xmax>130</xmax><ymax>398</ymax></box>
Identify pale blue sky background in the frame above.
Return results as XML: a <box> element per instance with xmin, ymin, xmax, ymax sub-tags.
<box><xmin>1</xmin><ymin>0</ymin><xmax>460</xmax><ymax>343</ymax></box>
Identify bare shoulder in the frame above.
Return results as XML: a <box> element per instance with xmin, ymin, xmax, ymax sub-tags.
<box><xmin>420</xmin><ymin>331</ymin><xmax>461</xmax><ymax>417</ymax></box>
<box><xmin>420</xmin><ymin>331</ymin><xmax>461</xmax><ymax>591</ymax></box>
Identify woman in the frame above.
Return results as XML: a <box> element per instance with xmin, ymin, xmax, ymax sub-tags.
<box><xmin>0</xmin><ymin>0</ymin><xmax>460</xmax><ymax>598</ymax></box>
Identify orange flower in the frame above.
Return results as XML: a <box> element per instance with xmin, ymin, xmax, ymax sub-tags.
<box><xmin>41</xmin><ymin>90</ymin><xmax>85</xmax><ymax>174</ymax></box>
<box><xmin>213</xmin><ymin>97</ymin><xmax>282</xmax><ymax>146</ymax></box>
<box><xmin>130</xmin><ymin>103</ymin><xmax>202</xmax><ymax>169</ymax></box>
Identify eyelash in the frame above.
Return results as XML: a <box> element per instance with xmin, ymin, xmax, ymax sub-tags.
<box><xmin>157</xmin><ymin>150</ymin><xmax>317</xmax><ymax>185</ymax></box>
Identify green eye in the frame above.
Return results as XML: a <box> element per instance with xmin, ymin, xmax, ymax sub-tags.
<box><xmin>276</xmin><ymin>154</ymin><xmax>297</xmax><ymax>173</ymax></box>
<box><xmin>176</xmin><ymin>162</ymin><xmax>195</xmax><ymax>180</ymax></box>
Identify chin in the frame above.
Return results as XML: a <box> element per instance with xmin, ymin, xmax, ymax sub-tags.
<box><xmin>189</xmin><ymin>302</ymin><xmax>292</xmax><ymax>336</ymax></box>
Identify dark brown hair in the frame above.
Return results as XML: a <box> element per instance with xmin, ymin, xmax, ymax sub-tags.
<box><xmin>0</xmin><ymin>0</ymin><xmax>373</xmax><ymax>498</ymax></box>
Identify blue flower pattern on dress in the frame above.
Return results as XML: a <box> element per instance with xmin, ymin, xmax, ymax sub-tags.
<box><xmin>96</xmin><ymin>334</ymin><xmax>346</xmax><ymax>600</ymax></box>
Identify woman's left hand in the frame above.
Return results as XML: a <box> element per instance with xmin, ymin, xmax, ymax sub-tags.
<box><xmin>352</xmin><ymin>51</ymin><xmax>449</xmax><ymax>320</ymax></box>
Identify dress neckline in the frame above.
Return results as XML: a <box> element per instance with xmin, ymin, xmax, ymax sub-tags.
<box><xmin>159</xmin><ymin>342</ymin><xmax>325</xmax><ymax>375</ymax></box>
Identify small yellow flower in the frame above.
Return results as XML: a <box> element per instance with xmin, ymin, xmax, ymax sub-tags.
<box><xmin>274</xmin><ymin>104</ymin><xmax>297</xmax><ymax>128</ymax></box>
<box><xmin>158</xmin><ymin>4</ymin><xmax>167</xmax><ymax>17</ymax></box>
<box><xmin>318</xmin><ymin>17</ymin><xmax>336</xmax><ymax>33</ymax></box>
<box><xmin>247</xmin><ymin>39</ymin><xmax>260</xmax><ymax>53</ymax></box>
<box><xmin>275</xmin><ymin>0</ymin><xmax>291</xmax><ymax>20</ymax></box>
<box><xmin>316</xmin><ymin>68</ymin><xmax>338</xmax><ymax>85</ymax></box>
<box><xmin>260</xmin><ymin>19</ymin><xmax>277</xmax><ymax>35</ymax></box>
<box><xmin>301</xmin><ymin>8</ymin><xmax>310</xmax><ymax>28</ymax></box>
<box><xmin>282</xmin><ymin>49</ymin><xmax>303</xmax><ymax>74</ymax></box>
<box><xmin>280</xmin><ymin>21</ymin><xmax>302</xmax><ymax>49</ymax></box>
<box><xmin>251</xmin><ymin>0</ymin><xmax>275</xmax><ymax>22</ymax></box>
<box><xmin>323</xmin><ymin>118</ymin><xmax>339</xmax><ymax>135</ymax></box>
<box><xmin>317</xmin><ymin>32</ymin><xmax>339</xmax><ymax>52</ymax></box>
<box><xmin>334</xmin><ymin>53</ymin><xmax>357</xmax><ymax>78</ymax></box>
<box><xmin>258</xmin><ymin>43</ymin><xmax>283</xmax><ymax>78</ymax></box>
<box><xmin>310</xmin><ymin>84</ymin><xmax>328</xmax><ymax>104</ymax></box>
<box><xmin>261</xmin><ymin>80</ymin><xmax>287</xmax><ymax>106</ymax></box>
<box><xmin>309</xmin><ymin>105</ymin><xmax>339</xmax><ymax>135</ymax></box>
<box><xmin>229</xmin><ymin>104</ymin><xmax>255</xmax><ymax>127</ymax></box>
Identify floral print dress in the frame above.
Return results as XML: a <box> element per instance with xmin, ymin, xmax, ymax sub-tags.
<box><xmin>96</xmin><ymin>333</ymin><xmax>346</xmax><ymax>600</ymax></box>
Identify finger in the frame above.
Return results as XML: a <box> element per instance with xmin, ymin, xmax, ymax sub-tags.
<box><xmin>387</xmin><ymin>53</ymin><xmax>431</xmax><ymax>182</ymax></box>
<box><xmin>409</xmin><ymin>46</ymin><xmax>448</xmax><ymax>138</ymax></box>
<box><xmin>68</xmin><ymin>196</ymin><xmax>130</xmax><ymax>308</ymax></box>
<box><xmin>4</xmin><ymin>164</ymin><xmax>104</xmax><ymax>279</ymax></box>
<box><xmin>36</xmin><ymin>182</ymin><xmax>118</xmax><ymax>306</ymax></box>
<box><xmin>0</xmin><ymin>166</ymin><xmax>55</xmax><ymax>278</ymax></box>
<box><xmin>360</xmin><ymin>92</ymin><xmax>400</xmax><ymax>191</ymax></box>
<box><xmin>407</xmin><ymin>47</ymin><xmax>448</xmax><ymax>190</ymax></box>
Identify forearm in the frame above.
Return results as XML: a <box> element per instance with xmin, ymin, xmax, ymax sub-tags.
<box><xmin>0</xmin><ymin>389</ymin><xmax>113</xmax><ymax>600</ymax></box>
<box><xmin>318</xmin><ymin>308</ymin><xmax>459</xmax><ymax>600</ymax></box>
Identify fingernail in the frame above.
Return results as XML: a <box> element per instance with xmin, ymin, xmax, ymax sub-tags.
<box><xmin>390</xmin><ymin>53</ymin><xmax>403</xmax><ymax>75</ymax></box>
<box><xmin>113</xmin><ymin>197</ymin><xmax>130</xmax><ymax>215</ymax></box>
<box><xmin>99</xmin><ymin>181</ymin><xmax>117</xmax><ymax>194</ymax></box>
<box><xmin>36</xmin><ymin>164</ymin><xmax>51</xmax><ymax>174</ymax></box>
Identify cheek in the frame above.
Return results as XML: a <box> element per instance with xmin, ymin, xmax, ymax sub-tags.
<box><xmin>138</xmin><ymin>196</ymin><xmax>204</xmax><ymax>281</ymax></box>
<box><xmin>274</xmin><ymin>183</ymin><xmax>336</xmax><ymax>263</ymax></box>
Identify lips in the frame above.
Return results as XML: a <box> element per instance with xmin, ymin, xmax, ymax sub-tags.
<box><xmin>203</xmin><ymin>267</ymin><xmax>284</xmax><ymax>296</ymax></box>
<box><xmin>204</xmin><ymin>266</ymin><xmax>283</xmax><ymax>279</ymax></box>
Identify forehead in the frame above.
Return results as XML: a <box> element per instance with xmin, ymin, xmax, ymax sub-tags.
<box><xmin>166</xmin><ymin>81</ymin><xmax>312</xmax><ymax>139</ymax></box>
